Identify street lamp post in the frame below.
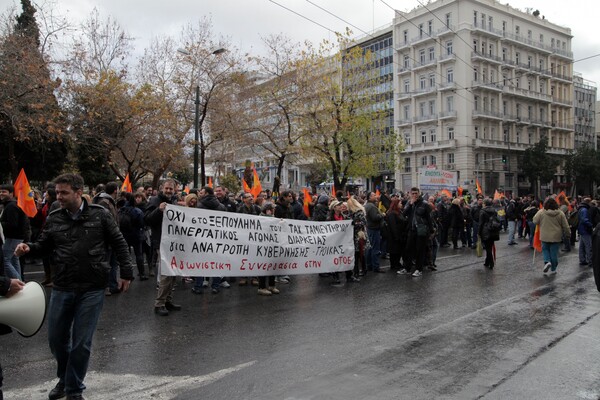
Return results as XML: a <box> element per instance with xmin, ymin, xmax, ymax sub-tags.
<box><xmin>178</xmin><ymin>47</ymin><xmax>227</xmax><ymax>188</ymax></box>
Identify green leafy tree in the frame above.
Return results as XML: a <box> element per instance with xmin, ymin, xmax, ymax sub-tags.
<box><xmin>565</xmin><ymin>145</ymin><xmax>600</xmax><ymax>196</ymax></box>
<box><xmin>520</xmin><ymin>136</ymin><xmax>559</xmax><ymax>197</ymax></box>
<box><xmin>220</xmin><ymin>173</ymin><xmax>241</xmax><ymax>195</ymax></box>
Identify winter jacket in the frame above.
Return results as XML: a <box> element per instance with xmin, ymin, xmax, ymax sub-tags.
<box><xmin>364</xmin><ymin>201</ymin><xmax>383</xmax><ymax>230</ymax></box>
<box><xmin>448</xmin><ymin>204</ymin><xmax>464</xmax><ymax>228</ymax></box>
<box><xmin>578</xmin><ymin>203</ymin><xmax>594</xmax><ymax>236</ymax></box>
<box><xmin>198</xmin><ymin>194</ymin><xmax>226</xmax><ymax>212</ymax></box>
<box><xmin>27</xmin><ymin>199</ymin><xmax>134</xmax><ymax>292</ymax></box>
<box><xmin>0</xmin><ymin>199</ymin><xmax>30</xmax><ymax>240</ymax></box>
<box><xmin>532</xmin><ymin>209</ymin><xmax>570</xmax><ymax>243</ymax></box>
<box><xmin>93</xmin><ymin>192</ymin><xmax>118</xmax><ymax>221</ymax></box>
<box><xmin>478</xmin><ymin>207</ymin><xmax>500</xmax><ymax>242</ymax></box>
<box><xmin>144</xmin><ymin>192</ymin><xmax>177</xmax><ymax>244</ymax></box>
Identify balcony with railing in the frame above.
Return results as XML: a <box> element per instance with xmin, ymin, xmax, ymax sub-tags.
<box><xmin>472</xmin><ymin>109</ymin><xmax>504</xmax><ymax>120</ymax></box>
<box><xmin>439</xmin><ymin>110</ymin><xmax>457</xmax><ymax>120</ymax></box>
<box><xmin>552</xmin><ymin>96</ymin><xmax>572</xmax><ymax>106</ymax></box>
<box><xmin>471</xmin><ymin>51</ymin><xmax>504</xmax><ymax>65</ymax></box>
<box><xmin>413</xmin><ymin>113</ymin><xmax>438</xmax><ymax>124</ymax></box>
<box><xmin>439</xmin><ymin>52</ymin><xmax>456</xmax><ymax>63</ymax></box>
<box><xmin>405</xmin><ymin>139</ymin><xmax>457</xmax><ymax>153</ymax></box>
<box><xmin>500</xmin><ymin>32</ymin><xmax>554</xmax><ymax>54</ymax></box>
<box><xmin>438</xmin><ymin>81</ymin><xmax>457</xmax><ymax>91</ymax></box>
<box><xmin>471</xmin><ymin>23</ymin><xmax>504</xmax><ymax>38</ymax></box>
<box><xmin>412</xmin><ymin>58</ymin><xmax>437</xmax><ymax>71</ymax></box>
<box><xmin>502</xmin><ymin>86</ymin><xmax>553</xmax><ymax>102</ymax></box>
<box><xmin>471</xmin><ymin>80</ymin><xmax>503</xmax><ymax>92</ymax></box>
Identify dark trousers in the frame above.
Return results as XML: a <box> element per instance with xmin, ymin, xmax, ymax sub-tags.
<box><xmin>258</xmin><ymin>276</ymin><xmax>275</xmax><ymax>289</ymax></box>
<box><xmin>405</xmin><ymin>233</ymin><xmax>428</xmax><ymax>272</ymax></box>
<box><xmin>483</xmin><ymin>240</ymin><xmax>495</xmax><ymax>267</ymax></box>
<box><xmin>126</xmin><ymin>237</ymin><xmax>145</xmax><ymax>276</ymax></box>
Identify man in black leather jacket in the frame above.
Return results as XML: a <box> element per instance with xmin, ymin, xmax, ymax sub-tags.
<box><xmin>15</xmin><ymin>173</ymin><xmax>134</xmax><ymax>400</ymax></box>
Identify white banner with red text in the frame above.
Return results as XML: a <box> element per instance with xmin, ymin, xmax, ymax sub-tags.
<box><xmin>159</xmin><ymin>205</ymin><xmax>354</xmax><ymax>276</ymax></box>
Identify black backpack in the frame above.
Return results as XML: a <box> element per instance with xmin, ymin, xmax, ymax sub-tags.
<box><xmin>118</xmin><ymin>206</ymin><xmax>134</xmax><ymax>235</ymax></box>
<box><xmin>487</xmin><ymin>213</ymin><xmax>502</xmax><ymax>233</ymax></box>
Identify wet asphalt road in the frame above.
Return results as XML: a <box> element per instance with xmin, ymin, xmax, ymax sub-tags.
<box><xmin>3</xmin><ymin>235</ymin><xmax>600</xmax><ymax>400</ymax></box>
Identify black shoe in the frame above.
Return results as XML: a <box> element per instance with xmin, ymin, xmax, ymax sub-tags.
<box><xmin>211</xmin><ymin>287</ymin><xmax>220</xmax><ymax>294</ymax></box>
<box><xmin>48</xmin><ymin>382</ymin><xmax>66</xmax><ymax>400</ymax></box>
<box><xmin>66</xmin><ymin>394</ymin><xmax>84</xmax><ymax>400</ymax></box>
<box><xmin>154</xmin><ymin>306</ymin><xmax>169</xmax><ymax>316</ymax></box>
<box><xmin>428</xmin><ymin>265</ymin><xmax>438</xmax><ymax>271</ymax></box>
<box><xmin>346</xmin><ymin>276</ymin><xmax>361</xmax><ymax>283</ymax></box>
<box><xmin>373</xmin><ymin>269</ymin><xmax>386</xmax><ymax>273</ymax></box>
<box><xmin>165</xmin><ymin>302</ymin><xmax>182</xmax><ymax>311</ymax></box>
<box><xmin>191</xmin><ymin>287</ymin><xmax>202</xmax><ymax>294</ymax></box>
<box><xmin>139</xmin><ymin>275</ymin><xmax>149</xmax><ymax>281</ymax></box>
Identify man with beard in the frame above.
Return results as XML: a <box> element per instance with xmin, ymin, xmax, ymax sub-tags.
<box><xmin>146</xmin><ymin>179</ymin><xmax>182</xmax><ymax>316</ymax></box>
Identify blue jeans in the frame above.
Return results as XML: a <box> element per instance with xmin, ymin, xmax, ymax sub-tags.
<box><xmin>193</xmin><ymin>277</ymin><xmax>221</xmax><ymax>290</ymax></box>
<box><xmin>2</xmin><ymin>238</ymin><xmax>22</xmax><ymax>279</ymax></box>
<box><xmin>579</xmin><ymin>233</ymin><xmax>592</xmax><ymax>264</ymax></box>
<box><xmin>542</xmin><ymin>242</ymin><xmax>560</xmax><ymax>270</ymax></box>
<box><xmin>472</xmin><ymin>221</ymin><xmax>479</xmax><ymax>245</ymax></box>
<box><xmin>527</xmin><ymin>221</ymin><xmax>536</xmax><ymax>247</ymax></box>
<box><xmin>366</xmin><ymin>228</ymin><xmax>381</xmax><ymax>270</ymax></box>
<box><xmin>48</xmin><ymin>289</ymin><xmax>104</xmax><ymax>396</ymax></box>
<box><xmin>507</xmin><ymin>220</ymin><xmax>516</xmax><ymax>244</ymax></box>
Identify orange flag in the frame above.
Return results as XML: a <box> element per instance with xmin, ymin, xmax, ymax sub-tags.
<box><xmin>441</xmin><ymin>189</ymin><xmax>452</xmax><ymax>198</ymax></box>
<box><xmin>375</xmin><ymin>188</ymin><xmax>381</xmax><ymax>198</ymax></box>
<box><xmin>183</xmin><ymin>186</ymin><xmax>190</xmax><ymax>194</ymax></box>
<box><xmin>457</xmin><ymin>186</ymin><xmax>463</xmax><ymax>197</ymax></box>
<box><xmin>493</xmin><ymin>190</ymin><xmax>501</xmax><ymax>200</ymax></box>
<box><xmin>332</xmin><ymin>185</ymin><xmax>336</xmax><ymax>198</ymax></box>
<box><xmin>208</xmin><ymin>177</ymin><xmax>213</xmax><ymax>188</ymax></box>
<box><xmin>302</xmin><ymin>187</ymin><xmax>311</xmax><ymax>218</ymax></box>
<box><xmin>242</xmin><ymin>179</ymin><xmax>251</xmax><ymax>193</ymax></box>
<box><xmin>13</xmin><ymin>168</ymin><xmax>37</xmax><ymax>217</ymax></box>
<box><xmin>475</xmin><ymin>179</ymin><xmax>482</xmax><ymax>195</ymax></box>
<box><xmin>251</xmin><ymin>168</ymin><xmax>262</xmax><ymax>199</ymax></box>
<box><xmin>533</xmin><ymin>225</ymin><xmax>542</xmax><ymax>252</ymax></box>
<box><xmin>121</xmin><ymin>173</ymin><xmax>132</xmax><ymax>193</ymax></box>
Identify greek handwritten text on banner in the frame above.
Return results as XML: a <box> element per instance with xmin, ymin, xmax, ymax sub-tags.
<box><xmin>160</xmin><ymin>205</ymin><xmax>354</xmax><ymax>276</ymax></box>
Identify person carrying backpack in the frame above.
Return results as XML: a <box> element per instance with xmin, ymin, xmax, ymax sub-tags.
<box><xmin>478</xmin><ymin>198</ymin><xmax>501</xmax><ymax>269</ymax></box>
<box><xmin>118</xmin><ymin>193</ymin><xmax>148</xmax><ymax>280</ymax></box>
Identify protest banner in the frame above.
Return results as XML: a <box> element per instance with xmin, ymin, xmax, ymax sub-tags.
<box><xmin>160</xmin><ymin>204</ymin><xmax>354</xmax><ymax>276</ymax></box>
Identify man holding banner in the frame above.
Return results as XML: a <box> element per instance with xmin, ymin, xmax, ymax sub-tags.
<box><xmin>145</xmin><ymin>179</ymin><xmax>182</xmax><ymax>316</ymax></box>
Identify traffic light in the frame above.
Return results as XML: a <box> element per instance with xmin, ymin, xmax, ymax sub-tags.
<box><xmin>501</xmin><ymin>154</ymin><xmax>507</xmax><ymax>163</ymax></box>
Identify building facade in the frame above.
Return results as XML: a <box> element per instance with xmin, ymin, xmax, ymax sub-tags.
<box><xmin>393</xmin><ymin>0</ymin><xmax>574</xmax><ymax>197</ymax></box>
<box><xmin>573</xmin><ymin>73</ymin><xmax>597</xmax><ymax>150</ymax></box>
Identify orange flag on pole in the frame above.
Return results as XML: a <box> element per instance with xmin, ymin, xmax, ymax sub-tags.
<box><xmin>457</xmin><ymin>186</ymin><xmax>463</xmax><ymax>197</ymax></box>
<box><xmin>493</xmin><ymin>190</ymin><xmax>501</xmax><ymax>200</ymax></box>
<box><xmin>183</xmin><ymin>186</ymin><xmax>190</xmax><ymax>195</ymax></box>
<box><xmin>302</xmin><ymin>187</ymin><xmax>311</xmax><ymax>218</ymax></box>
<box><xmin>121</xmin><ymin>173</ymin><xmax>132</xmax><ymax>193</ymax></box>
<box><xmin>441</xmin><ymin>189</ymin><xmax>452</xmax><ymax>198</ymax></box>
<box><xmin>533</xmin><ymin>225</ymin><xmax>542</xmax><ymax>252</ymax></box>
<box><xmin>251</xmin><ymin>168</ymin><xmax>262</xmax><ymax>199</ymax></box>
<box><xmin>475</xmin><ymin>179</ymin><xmax>482</xmax><ymax>195</ymax></box>
<box><xmin>13</xmin><ymin>168</ymin><xmax>37</xmax><ymax>217</ymax></box>
<box><xmin>207</xmin><ymin>177</ymin><xmax>213</xmax><ymax>188</ymax></box>
<box><xmin>331</xmin><ymin>184</ymin><xmax>336</xmax><ymax>198</ymax></box>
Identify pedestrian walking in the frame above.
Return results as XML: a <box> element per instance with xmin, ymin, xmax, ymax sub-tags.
<box><xmin>532</xmin><ymin>197</ymin><xmax>570</xmax><ymax>274</ymax></box>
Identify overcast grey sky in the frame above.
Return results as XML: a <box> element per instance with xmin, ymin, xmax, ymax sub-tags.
<box><xmin>2</xmin><ymin>0</ymin><xmax>599</xmax><ymax>91</ymax></box>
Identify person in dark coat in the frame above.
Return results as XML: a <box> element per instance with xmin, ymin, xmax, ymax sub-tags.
<box><xmin>448</xmin><ymin>198</ymin><xmax>465</xmax><ymax>249</ymax></box>
<box><xmin>478</xmin><ymin>199</ymin><xmax>500</xmax><ymax>269</ymax></box>
<box><xmin>0</xmin><ymin>231</ymin><xmax>25</xmax><ymax>400</ymax></box>
<box><xmin>385</xmin><ymin>197</ymin><xmax>408</xmax><ymax>270</ymax></box>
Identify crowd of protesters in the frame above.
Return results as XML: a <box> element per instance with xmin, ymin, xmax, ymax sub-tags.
<box><xmin>3</xmin><ymin>173</ymin><xmax>600</xmax><ymax>398</ymax></box>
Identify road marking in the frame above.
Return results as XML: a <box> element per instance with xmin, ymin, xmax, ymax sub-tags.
<box><xmin>4</xmin><ymin>360</ymin><xmax>256</xmax><ymax>399</ymax></box>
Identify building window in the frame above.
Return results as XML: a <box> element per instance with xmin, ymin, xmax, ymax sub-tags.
<box><xmin>516</xmin><ymin>130</ymin><xmax>521</xmax><ymax>143</ymax></box>
<box><xmin>503</xmin><ymin>129</ymin><xmax>508</xmax><ymax>142</ymax></box>
<box><xmin>502</xmin><ymin>21</ymin><xmax>506</xmax><ymax>33</ymax></box>
<box><xmin>488</xmin><ymin>16</ymin><xmax>493</xmax><ymax>30</ymax></box>
<box><xmin>503</xmin><ymin>101</ymin><xmax>507</xmax><ymax>114</ymax></box>
<box><xmin>481</xmin><ymin>13</ymin><xmax>486</xmax><ymax>29</ymax></box>
<box><xmin>446</xmin><ymin>13</ymin><xmax>451</xmax><ymax>27</ymax></box>
<box><xmin>404</xmin><ymin>79</ymin><xmax>410</xmax><ymax>93</ymax></box>
<box><xmin>430</xmin><ymin>155</ymin><xmax>437</xmax><ymax>165</ymax></box>
<box><xmin>516</xmin><ymin>103</ymin><xmax>521</xmax><ymax>118</ymax></box>
<box><xmin>527</xmin><ymin>55</ymin><xmax>532</xmax><ymax>67</ymax></box>
<box><xmin>428</xmin><ymin>20</ymin><xmax>433</xmax><ymax>35</ymax></box>
<box><xmin>405</xmin><ymin>157</ymin><xmax>411</xmax><ymax>172</ymax></box>
<box><xmin>473</xmin><ymin>39</ymin><xmax>478</xmax><ymax>52</ymax></box>
<box><xmin>502</xmin><ymin>47</ymin><xmax>507</xmax><ymax>61</ymax></box>
<box><xmin>403</xmin><ymin>55</ymin><xmax>409</xmax><ymax>68</ymax></box>
<box><xmin>430</xmin><ymin>129</ymin><xmax>436</xmax><ymax>142</ymax></box>
<box><xmin>403</xmin><ymin>30</ymin><xmax>408</xmax><ymax>43</ymax></box>
<box><xmin>540</xmin><ymin>34</ymin><xmax>544</xmax><ymax>43</ymax></box>
<box><xmin>404</xmin><ymin>131</ymin><xmax>411</xmax><ymax>145</ymax></box>
<box><xmin>474</xmin><ymin>95</ymin><xmax>479</xmax><ymax>111</ymax></box>
<box><xmin>429</xmin><ymin>47</ymin><xmax>435</xmax><ymax>61</ymax></box>
<box><xmin>515</xmin><ymin>25</ymin><xmax>520</xmax><ymax>35</ymax></box>
<box><xmin>447</xmin><ymin>96</ymin><xmax>454</xmax><ymax>112</ymax></box>
<box><xmin>420</xmin><ymin>76</ymin><xmax>426</xmax><ymax>89</ymax></box>
<box><xmin>473</xmin><ymin>11</ymin><xmax>478</xmax><ymax>26</ymax></box>
<box><xmin>420</xmin><ymin>49</ymin><xmax>426</xmax><ymax>64</ymax></box>
<box><xmin>421</xmin><ymin>131</ymin><xmax>427</xmax><ymax>144</ymax></box>
<box><xmin>539</xmin><ymin>59</ymin><xmax>544</xmax><ymax>71</ymax></box>
<box><xmin>419</xmin><ymin>23</ymin><xmax>424</xmax><ymax>38</ymax></box>
<box><xmin>419</xmin><ymin>102</ymin><xmax>426</xmax><ymax>117</ymax></box>
<box><xmin>473</xmin><ymin>67</ymin><xmax>478</xmax><ymax>81</ymax></box>
<box><xmin>475</xmin><ymin>126</ymin><xmax>480</xmax><ymax>139</ymax></box>
<box><xmin>446</xmin><ymin>40</ymin><xmax>453</xmax><ymax>55</ymax></box>
<box><xmin>447</xmin><ymin>126</ymin><xmax>454</xmax><ymax>140</ymax></box>
<box><xmin>447</xmin><ymin>153</ymin><xmax>455</xmax><ymax>164</ymax></box>
<box><xmin>403</xmin><ymin>105</ymin><xmax>410</xmax><ymax>120</ymax></box>
<box><xmin>515</xmin><ymin>52</ymin><xmax>520</xmax><ymax>64</ymax></box>
<box><xmin>429</xmin><ymin>73</ymin><xmax>435</xmax><ymax>87</ymax></box>
<box><xmin>447</xmin><ymin>68</ymin><xmax>454</xmax><ymax>83</ymax></box>
<box><xmin>527</xmin><ymin>30</ymin><xmax>532</xmax><ymax>39</ymax></box>
<box><xmin>429</xmin><ymin>100</ymin><xmax>436</xmax><ymax>115</ymax></box>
